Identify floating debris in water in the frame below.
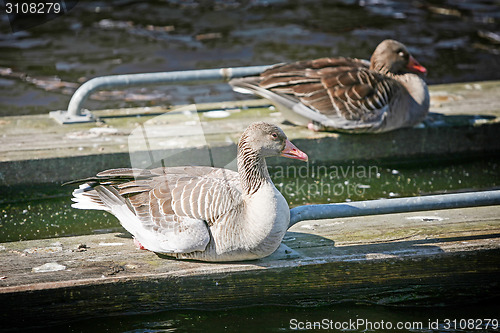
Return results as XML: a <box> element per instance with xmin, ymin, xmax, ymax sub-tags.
<box><xmin>478</xmin><ymin>30</ymin><xmax>500</xmax><ymax>44</ymax></box>
<box><xmin>146</xmin><ymin>25</ymin><xmax>175</xmax><ymax>32</ymax></box>
<box><xmin>96</xmin><ymin>19</ymin><xmax>134</xmax><ymax>30</ymax></box>
<box><xmin>26</xmin><ymin>76</ymin><xmax>78</xmax><ymax>92</ymax></box>
<box><xmin>196</xmin><ymin>32</ymin><xmax>222</xmax><ymax>41</ymax></box>
<box><xmin>427</xmin><ymin>5</ymin><xmax>462</xmax><ymax>17</ymax></box>
<box><xmin>0</xmin><ymin>66</ymin><xmax>171</xmax><ymax>103</ymax></box>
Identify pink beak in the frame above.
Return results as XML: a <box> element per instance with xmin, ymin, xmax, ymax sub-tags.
<box><xmin>407</xmin><ymin>55</ymin><xmax>427</xmax><ymax>74</ymax></box>
<box><xmin>280</xmin><ymin>139</ymin><xmax>308</xmax><ymax>162</ymax></box>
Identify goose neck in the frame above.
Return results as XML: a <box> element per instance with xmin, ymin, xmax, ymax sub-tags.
<box><xmin>237</xmin><ymin>146</ymin><xmax>270</xmax><ymax>196</ymax></box>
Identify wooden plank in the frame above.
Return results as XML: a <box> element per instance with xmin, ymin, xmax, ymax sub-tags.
<box><xmin>1</xmin><ymin>205</ymin><xmax>499</xmax><ymax>329</ymax></box>
<box><xmin>1</xmin><ymin>81</ymin><xmax>500</xmax><ymax>186</ymax></box>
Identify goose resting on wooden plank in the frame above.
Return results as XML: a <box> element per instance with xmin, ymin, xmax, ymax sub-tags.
<box><xmin>69</xmin><ymin>122</ymin><xmax>308</xmax><ymax>262</ymax></box>
<box><xmin>230</xmin><ymin>39</ymin><xmax>430</xmax><ymax>133</ymax></box>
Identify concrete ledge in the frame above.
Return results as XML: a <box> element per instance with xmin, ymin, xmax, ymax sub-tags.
<box><xmin>1</xmin><ymin>81</ymin><xmax>500</xmax><ymax>186</ymax></box>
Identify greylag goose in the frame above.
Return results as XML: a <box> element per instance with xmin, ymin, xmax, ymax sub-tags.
<box><xmin>230</xmin><ymin>39</ymin><xmax>430</xmax><ymax>133</ymax></box>
<box><xmin>70</xmin><ymin>122</ymin><xmax>308</xmax><ymax>262</ymax></box>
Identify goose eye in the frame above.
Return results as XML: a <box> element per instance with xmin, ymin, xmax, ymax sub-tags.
<box><xmin>271</xmin><ymin>133</ymin><xmax>278</xmax><ymax>139</ymax></box>
<box><xmin>398</xmin><ymin>51</ymin><xmax>406</xmax><ymax>58</ymax></box>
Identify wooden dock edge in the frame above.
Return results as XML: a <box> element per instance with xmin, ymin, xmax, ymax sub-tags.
<box><xmin>1</xmin><ymin>250</ymin><xmax>499</xmax><ymax>330</ymax></box>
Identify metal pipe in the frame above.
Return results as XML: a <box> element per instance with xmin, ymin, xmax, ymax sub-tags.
<box><xmin>50</xmin><ymin>65</ymin><xmax>271</xmax><ymax>124</ymax></box>
<box><xmin>289</xmin><ymin>190</ymin><xmax>500</xmax><ymax>227</ymax></box>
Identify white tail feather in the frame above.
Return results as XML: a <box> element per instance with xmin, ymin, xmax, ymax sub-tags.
<box><xmin>71</xmin><ymin>184</ymin><xmax>110</xmax><ymax>212</ymax></box>
<box><xmin>231</xmin><ymin>86</ymin><xmax>255</xmax><ymax>95</ymax></box>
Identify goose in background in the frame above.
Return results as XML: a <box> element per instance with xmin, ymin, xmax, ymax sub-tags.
<box><xmin>70</xmin><ymin>122</ymin><xmax>308</xmax><ymax>262</ymax></box>
<box><xmin>230</xmin><ymin>39</ymin><xmax>429</xmax><ymax>133</ymax></box>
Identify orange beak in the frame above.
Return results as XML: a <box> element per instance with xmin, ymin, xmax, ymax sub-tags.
<box><xmin>407</xmin><ymin>55</ymin><xmax>427</xmax><ymax>74</ymax></box>
<box><xmin>280</xmin><ymin>139</ymin><xmax>308</xmax><ymax>162</ymax></box>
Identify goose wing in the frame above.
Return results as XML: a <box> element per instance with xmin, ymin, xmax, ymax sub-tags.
<box><xmin>234</xmin><ymin>57</ymin><xmax>403</xmax><ymax>131</ymax></box>
<box><xmin>88</xmin><ymin>167</ymin><xmax>243</xmax><ymax>253</ymax></box>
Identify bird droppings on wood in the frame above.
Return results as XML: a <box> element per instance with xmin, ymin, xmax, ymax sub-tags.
<box><xmin>32</xmin><ymin>262</ymin><xmax>67</xmax><ymax>273</ymax></box>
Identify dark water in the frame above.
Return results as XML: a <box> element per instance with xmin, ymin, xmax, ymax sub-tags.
<box><xmin>1</xmin><ymin>156</ymin><xmax>499</xmax><ymax>243</ymax></box>
<box><xmin>1</xmin><ymin>1</ymin><xmax>500</xmax><ymax>331</ymax></box>
<box><xmin>1</xmin><ymin>0</ymin><xmax>500</xmax><ymax>116</ymax></box>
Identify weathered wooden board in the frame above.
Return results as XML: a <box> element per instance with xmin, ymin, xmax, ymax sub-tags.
<box><xmin>1</xmin><ymin>205</ymin><xmax>499</xmax><ymax>329</ymax></box>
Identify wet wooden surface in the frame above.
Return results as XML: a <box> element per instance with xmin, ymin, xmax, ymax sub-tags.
<box><xmin>1</xmin><ymin>205</ymin><xmax>499</xmax><ymax>329</ymax></box>
<box><xmin>1</xmin><ymin>81</ymin><xmax>500</xmax><ymax>186</ymax></box>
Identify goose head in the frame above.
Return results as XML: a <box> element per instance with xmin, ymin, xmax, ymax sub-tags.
<box><xmin>370</xmin><ymin>39</ymin><xmax>427</xmax><ymax>76</ymax></box>
<box><xmin>238</xmin><ymin>122</ymin><xmax>308</xmax><ymax>161</ymax></box>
